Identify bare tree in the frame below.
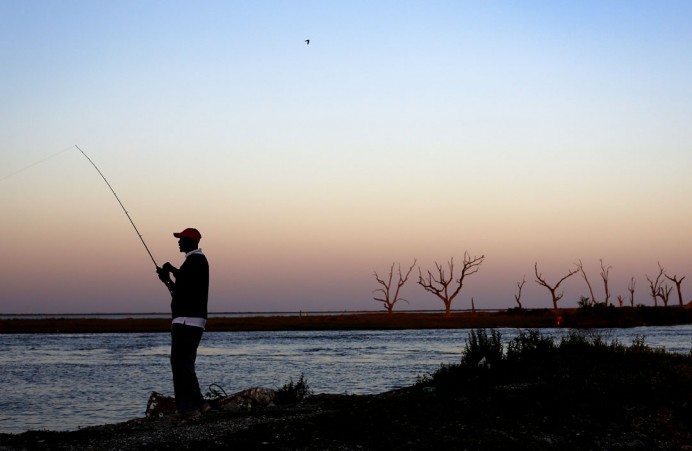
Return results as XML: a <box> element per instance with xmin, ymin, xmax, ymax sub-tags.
<box><xmin>600</xmin><ymin>259</ymin><xmax>612</xmax><ymax>306</ymax></box>
<box><xmin>576</xmin><ymin>259</ymin><xmax>597</xmax><ymax>305</ymax></box>
<box><xmin>658</xmin><ymin>284</ymin><xmax>673</xmax><ymax>307</ymax></box>
<box><xmin>664</xmin><ymin>271</ymin><xmax>686</xmax><ymax>307</ymax></box>
<box><xmin>646</xmin><ymin>263</ymin><xmax>665</xmax><ymax>307</ymax></box>
<box><xmin>534</xmin><ymin>262</ymin><xmax>579</xmax><ymax>310</ymax></box>
<box><xmin>514</xmin><ymin>276</ymin><xmax>526</xmax><ymax>309</ymax></box>
<box><xmin>418</xmin><ymin>252</ymin><xmax>485</xmax><ymax>315</ymax></box>
<box><xmin>373</xmin><ymin>259</ymin><xmax>417</xmax><ymax>314</ymax></box>
<box><xmin>628</xmin><ymin>277</ymin><xmax>636</xmax><ymax>307</ymax></box>
<box><xmin>616</xmin><ymin>295</ymin><xmax>625</xmax><ymax>307</ymax></box>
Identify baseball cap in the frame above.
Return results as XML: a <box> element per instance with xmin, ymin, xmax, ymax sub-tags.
<box><xmin>173</xmin><ymin>228</ymin><xmax>202</xmax><ymax>242</ymax></box>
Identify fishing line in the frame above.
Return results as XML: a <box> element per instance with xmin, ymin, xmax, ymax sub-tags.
<box><xmin>0</xmin><ymin>146</ymin><xmax>74</xmax><ymax>182</ymax></box>
<box><xmin>75</xmin><ymin>145</ymin><xmax>159</xmax><ymax>269</ymax></box>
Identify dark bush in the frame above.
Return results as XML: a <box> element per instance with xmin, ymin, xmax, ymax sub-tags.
<box><xmin>462</xmin><ymin>328</ymin><xmax>503</xmax><ymax>368</ymax></box>
<box><xmin>420</xmin><ymin>327</ymin><xmax>692</xmax><ymax>418</ymax></box>
<box><xmin>274</xmin><ymin>374</ymin><xmax>313</xmax><ymax>405</ymax></box>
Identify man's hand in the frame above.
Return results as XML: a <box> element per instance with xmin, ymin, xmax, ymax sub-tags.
<box><xmin>156</xmin><ymin>265</ymin><xmax>172</xmax><ymax>283</ymax></box>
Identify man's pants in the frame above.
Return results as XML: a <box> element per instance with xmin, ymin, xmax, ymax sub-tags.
<box><xmin>170</xmin><ymin>323</ymin><xmax>204</xmax><ymax>413</ymax></box>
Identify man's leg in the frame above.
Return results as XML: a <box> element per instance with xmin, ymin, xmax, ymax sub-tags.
<box><xmin>170</xmin><ymin>323</ymin><xmax>204</xmax><ymax>413</ymax></box>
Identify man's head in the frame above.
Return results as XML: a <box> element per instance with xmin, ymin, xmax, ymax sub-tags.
<box><xmin>173</xmin><ymin>228</ymin><xmax>201</xmax><ymax>253</ymax></box>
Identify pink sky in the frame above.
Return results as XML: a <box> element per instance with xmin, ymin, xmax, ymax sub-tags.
<box><xmin>2</xmin><ymin>2</ymin><xmax>692</xmax><ymax>313</ymax></box>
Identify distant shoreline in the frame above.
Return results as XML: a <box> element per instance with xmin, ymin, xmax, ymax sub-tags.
<box><xmin>1</xmin><ymin>306</ymin><xmax>691</xmax><ymax>333</ymax></box>
<box><xmin>0</xmin><ymin>309</ymin><xmax>494</xmax><ymax>319</ymax></box>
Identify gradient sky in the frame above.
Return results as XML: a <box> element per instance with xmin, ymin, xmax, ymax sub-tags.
<box><xmin>2</xmin><ymin>1</ymin><xmax>692</xmax><ymax>314</ymax></box>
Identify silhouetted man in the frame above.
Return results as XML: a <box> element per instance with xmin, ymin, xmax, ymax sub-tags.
<box><xmin>157</xmin><ymin>227</ymin><xmax>210</xmax><ymax>419</ymax></box>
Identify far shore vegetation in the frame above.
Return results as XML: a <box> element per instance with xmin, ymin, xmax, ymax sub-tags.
<box><xmin>1</xmin><ymin>304</ymin><xmax>691</xmax><ymax>333</ymax></box>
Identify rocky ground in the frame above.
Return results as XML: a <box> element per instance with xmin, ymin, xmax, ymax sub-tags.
<box><xmin>1</xmin><ymin>376</ymin><xmax>690</xmax><ymax>450</ymax></box>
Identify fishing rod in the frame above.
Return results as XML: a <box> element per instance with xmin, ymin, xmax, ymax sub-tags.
<box><xmin>0</xmin><ymin>146</ymin><xmax>74</xmax><ymax>182</ymax></box>
<box><xmin>75</xmin><ymin>145</ymin><xmax>159</xmax><ymax>269</ymax></box>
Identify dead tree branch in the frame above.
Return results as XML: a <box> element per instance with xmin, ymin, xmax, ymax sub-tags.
<box><xmin>600</xmin><ymin>259</ymin><xmax>612</xmax><ymax>306</ymax></box>
<box><xmin>418</xmin><ymin>252</ymin><xmax>485</xmax><ymax>315</ymax></box>
<box><xmin>576</xmin><ymin>259</ymin><xmax>597</xmax><ymax>305</ymax></box>
<box><xmin>514</xmin><ymin>276</ymin><xmax>526</xmax><ymax>309</ymax></box>
<box><xmin>534</xmin><ymin>262</ymin><xmax>578</xmax><ymax>310</ymax></box>
<box><xmin>373</xmin><ymin>259</ymin><xmax>417</xmax><ymax>313</ymax></box>
<box><xmin>658</xmin><ymin>284</ymin><xmax>673</xmax><ymax>307</ymax></box>
<box><xmin>627</xmin><ymin>277</ymin><xmax>636</xmax><ymax>307</ymax></box>
<box><xmin>646</xmin><ymin>263</ymin><xmax>665</xmax><ymax>307</ymax></box>
<box><xmin>664</xmin><ymin>271</ymin><xmax>686</xmax><ymax>307</ymax></box>
<box><xmin>616</xmin><ymin>295</ymin><xmax>625</xmax><ymax>307</ymax></box>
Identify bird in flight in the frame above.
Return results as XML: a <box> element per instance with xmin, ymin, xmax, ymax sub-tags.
<box><xmin>305</xmin><ymin>39</ymin><xmax>310</xmax><ymax>45</ymax></box>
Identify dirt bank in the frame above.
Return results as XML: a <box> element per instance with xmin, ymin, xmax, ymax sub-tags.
<box><xmin>0</xmin><ymin>382</ymin><xmax>689</xmax><ymax>450</ymax></box>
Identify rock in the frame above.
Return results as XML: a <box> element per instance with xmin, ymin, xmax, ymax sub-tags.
<box><xmin>144</xmin><ymin>391</ymin><xmax>176</xmax><ymax>418</ymax></box>
<box><xmin>144</xmin><ymin>387</ymin><xmax>277</xmax><ymax>417</ymax></box>
<box><xmin>218</xmin><ymin>387</ymin><xmax>277</xmax><ymax>412</ymax></box>
<box><xmin>626</xmin><ymin>439</ymin><xmax>646</xmax><ymax>449</ymax></box>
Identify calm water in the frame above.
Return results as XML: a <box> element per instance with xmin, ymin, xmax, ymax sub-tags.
<box><xmin>1</xmin><ymin>326</ymin><xmax>690</xmax><ymax>434</ymax></box>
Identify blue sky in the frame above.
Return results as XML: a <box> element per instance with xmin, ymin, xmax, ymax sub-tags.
<box><xmin>2</xmin><ymin>1</ymin><xmax>691</xmax><ymax>313</ymax></box>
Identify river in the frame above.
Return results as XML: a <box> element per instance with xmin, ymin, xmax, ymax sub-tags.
<box><xmin>1</xmin><ymin>325</ymin><xmax>690</xmax><ymax>434</ymax></box>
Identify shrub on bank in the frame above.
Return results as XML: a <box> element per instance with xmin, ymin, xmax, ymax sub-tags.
<box><xmin>418</xmin><ymin>328</ymin><xmax>692</xmax><ymax>419</ymax></box>
<box><xmin>275</xmin><ymin>374</ymin><xmax>313</xmax><ymax>405</ymax></box>
<box><xmin>462</xmin><ymin>328</ymin><xmax>503</xmax><ymax>368</ymax></box>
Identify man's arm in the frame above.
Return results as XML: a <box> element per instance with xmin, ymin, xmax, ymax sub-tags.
<box><xmin>162</xmin><ymin>262</ymin><xmax>180</xmax><ymax>279</ymax></box>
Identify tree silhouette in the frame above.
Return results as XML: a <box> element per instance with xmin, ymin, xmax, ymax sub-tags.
<box><xmin>600</xmin><ymin>259</ymin><xmax>612</xmax><ymax>306</ymax></box>
<box><xmin>616</xmin><ymin>295</ymin><xmax>625</xmax><ymax>307</ymax></box>
<box><xmin>576</xmin><ymin>259</ymin><xmax>597</xmax><ymax>305</ymax></box>
<box><xmin>646</xmin><ymin>263</ymin><xmax>665</xmax><ymax>307</ymax></box>
<box><xmin>418</xmin><ymin>252</ymin><xmax>485</xmax><ymax>315</ymax></box>
<box><xmin>664</xmin><ymin>271</ymin><xmax>686</xmax><ymax>307</ymax></box>
<box><xmin>514</xmin><ymin>276</ymin><xmax>526</xmax><ymax>309</ymax></box>
<box><xmin>534</xmin><ymin>262</ymin><xmax>578</xmax><ymax>310</ymax></box>
<box><xmin>627</xmin><ymin>277</ymin><xmax>636</xmax><ymax>307</ymax></box>
<box><xmin>373</xmin><ymin>259</ymin><xmax>417</xmax><ymax>313</ymax></box>
<box><xmin>658</xmin><ymin>284</ymin><xmax>673</xmax><ymax>307</ymax></box>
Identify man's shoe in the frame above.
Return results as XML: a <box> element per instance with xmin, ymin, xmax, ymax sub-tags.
<box><xmin>199</xmin><ymin>402</ymin><xmax>212</xmax><ymax>415</ymax></box>
<box><xmin>175</xmin><ymin>409</ymin><xmax>201</xmax><ymax>422</ymax></box>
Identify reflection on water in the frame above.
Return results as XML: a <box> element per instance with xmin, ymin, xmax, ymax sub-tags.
<box><xmin>0</xmin><ymin>325</ymin><xmax>690</xmax><ymax>434</ymax></box>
